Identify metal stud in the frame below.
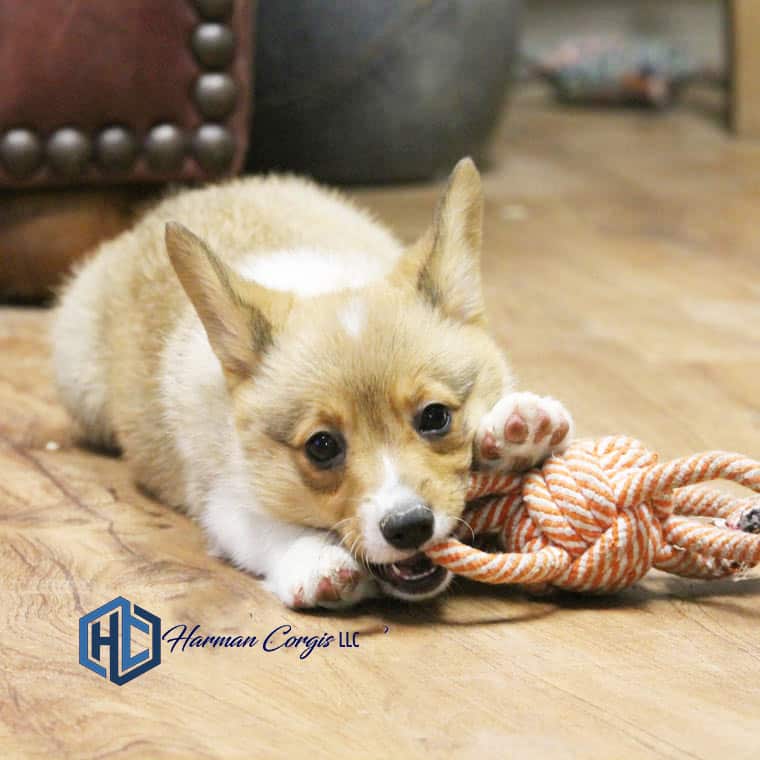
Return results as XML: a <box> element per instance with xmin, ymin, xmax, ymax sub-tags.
<box><xmin>96</xmin><ymin>126</ymin><xmax>137</xmax><ymax>172</ymax></box>
<box><xmin>145</xmin><ymin>124</ymin><xmax>185</xmax><ymax>172</ymax></box>
<box><xmin>47</xmin><ymin>128</ymin><xmax>91</xmax><ymax>178</ymax></box>
<box><xmin>194</xmin><ymin>73</ymin><xmax>237</xmax><ymax>120</ymax></box>
<box><xmin>192</xmin><ymin>23</ymin><xmax>234</xmax><ymax>68</ymax></box>
<box><xmin>0</xmin><ymin>129</ymin><xmax>42</xmax><ymax>178</ymax></box>
<box><xmin>193</xmin><ymin>0</ymin><xmax>233</xmax><ymax>20</ymax></box>
<box><xmin>193</xmin><ymin>124</ymin><xmax>234</xmax><ymax>174</ymax></box>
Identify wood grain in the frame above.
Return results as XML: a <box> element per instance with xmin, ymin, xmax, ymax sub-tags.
<box><xmin>729</xmin><ymin>0</ymin><xmax>760</xmax><ymax>137</ymax></box>
<box><xmin>1</xmin><ymin>88</ymin><xmax>759</xmax><ymax>759</ymax></box>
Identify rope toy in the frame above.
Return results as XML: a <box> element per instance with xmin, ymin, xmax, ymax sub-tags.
<box><xmin>426</xmin><ymin>436</ymin><xmax>760</xmax><ymax>592</ymax></box>
<box><xmin>524</xmin><ymin>35</ymin><xmax>719</xmax><ymax>109</ymax></box>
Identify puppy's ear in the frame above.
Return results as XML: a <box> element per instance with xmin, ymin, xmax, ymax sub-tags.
<box><xmin>165</xmin><ymin>222</ymin><xmax>292</xmax><ymax>385</ymax></box>
<box><xmin>390</xmin><ymin>157</ymin><xmax>486</xmax><ymax>327</ymax></box>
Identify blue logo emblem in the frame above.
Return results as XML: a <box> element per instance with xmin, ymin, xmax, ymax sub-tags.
<box><xmin>79</xmin><ymin>597</ymin><xmax>161</xmax><ymax>685</ymax></box>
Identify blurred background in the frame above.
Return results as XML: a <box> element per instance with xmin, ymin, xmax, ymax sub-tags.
<box><xmin>3</xmin><ymin>8</ymin><xmax>760</xmax><ymax>754</ymax></box>
<box><xmin>526</xmin><ymin>1</ymin><xmax>722</xmax><ymax>69</ymax></box>
<box><xmin>0</xmin><ymin>0</ymin><xmax>748</xmax><ymax>300</ymax></box>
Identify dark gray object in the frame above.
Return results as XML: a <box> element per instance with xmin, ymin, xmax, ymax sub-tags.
<box><xmin>194</xmin><ymin>0</ymin><xmax>233</xmax><ymax>21</ymax></box>
<box><xmin>145</xmin><ymin>124</ymin><xmax>185</xmax><ymax>172</ymax></box>
<box><xmin>0</xmin><ymin>129</ymin><xmax>42</xmax><ymax>178</ymax></box>
<box><xmin>194</xmin><ymin>73</ymin><xmax>238</xmax><ymax>119</ymax></box>
<box><xmin>248</xmin><ymin>0</ymin><xmax>522</xmax><ymax>183</ymax></box>
<box><xmin>193</xmin><ymin>124</ymin><xmax>235</xmax><ymax>173</ymax></box>
<box><xmin>47</xmin><ymin>128</ymin><xmax>91</xmax><ymax>178</ymax></box>
<box><xmin>96</xmin><ymin>126</ymin><xmax>138</xmax><ymax>172</ymax></box>
<box><xmin>192</xmin><ymin>23</ymin><xmax>236</xmax><ymax>68</ymax></box>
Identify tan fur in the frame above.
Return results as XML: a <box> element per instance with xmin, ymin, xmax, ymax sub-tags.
<box><xmin>52</xmin><ymin>160</ymin><xmax>512</xmax><ymax>573</ymax></box>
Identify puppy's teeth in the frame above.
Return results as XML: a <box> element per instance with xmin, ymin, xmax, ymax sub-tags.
<box><xmin>533</xmin><ymin>410</ymin><xmax>552</xmax><ymax>443</ymax></box>
<box><xmin>550</xmin><ymin>418</ymin><xmax>570</xmax><ymax>446</ymax></box>
<box><xmin>480</xmin><ymin>431</ymin><xmax>501</xmax><ymax>460</ymax></box>
<box><xmin>504</xmin><ymin>412</ymin><xmax>529</xmax><ymax>443</ymax></box>
<box><xmin>390</xmin><ymin>563</ymin><xmax>436</xmax><ymax>581</ymax></box>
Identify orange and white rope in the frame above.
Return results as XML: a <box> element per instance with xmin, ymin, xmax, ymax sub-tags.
<box><xmin>425</xmin><ymin>436</ymin><xmax>760</xmax><ymax>592</ymax></box>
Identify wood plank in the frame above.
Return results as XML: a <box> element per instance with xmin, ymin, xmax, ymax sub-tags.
<box><xmin>1</xmin><ymin>88</ymin><xmax>759</xmax><ymax>758</ymax></box>
<box><xmin>729</xmin><ymin>0</ymin><xmax>760</xmax><ymax>136</ymax></box>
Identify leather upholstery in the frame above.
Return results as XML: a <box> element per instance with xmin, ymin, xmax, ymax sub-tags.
<box><xmin>0</xmin><ymin>0</ymin><xmax>252</xmax><ymax>187</ymax></box>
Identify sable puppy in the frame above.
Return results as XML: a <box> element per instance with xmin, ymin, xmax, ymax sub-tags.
<box><xmin>53</xmin><ymin>159</ymin><xmax>573</xmax><ymax>608</ymax></box>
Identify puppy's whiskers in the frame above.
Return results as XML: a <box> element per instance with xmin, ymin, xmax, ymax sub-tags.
<box><xmin>329</xmin><ymin>516</ymin><xmax>354</xmax><ymax>536</ymax></box>
<box><xmin>451</xmin><ymin>515</ymin><xmax>475</xmax><ymax>542</ymax></box>
<box><xmin>336</xmin><ymin>526</ymin><xmax>370</xmax><ymax>572</ymax></box>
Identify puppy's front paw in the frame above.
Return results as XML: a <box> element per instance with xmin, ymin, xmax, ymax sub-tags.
<box><xmin>475</xmin><ymin>392</ymin><xmax>574</xmax><ymax>472</ymax></box>
<box><xmin>268</xmin><ymin>536</ymin><xmax>377</xmax><ymax>609</ymax></box>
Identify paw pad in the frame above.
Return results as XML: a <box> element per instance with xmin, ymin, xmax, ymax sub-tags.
<box><xmin>533</xmin><ymin>411</ymin><xmax>552</xmax><ymax>443</ymax></box>
<box><xmin>504</xmin><ymin>412</ymin><xmax>529</xmax><ymax>443</ymax></box>
<box><xmin>476</xmin><ymin>392</ymin><xmax>574</xmax><ymax>472</ymax></box>
<box><xmin>550</xmin><ymin>419</ymin><xmax>570</xmax><ymax>446</ymax></box>
<box><xmin>480</xmin><ymin>431</ymin><xmax>502</xmax><ymax>460</ymax></box>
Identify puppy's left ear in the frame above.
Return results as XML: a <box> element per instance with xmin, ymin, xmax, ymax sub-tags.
<box><xmin>391</xmin><ymin>157</ymin><xmax>486</xmax><ymax>327</ymax></box>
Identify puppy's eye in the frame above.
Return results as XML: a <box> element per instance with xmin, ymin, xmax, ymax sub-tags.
<box><xmin>415</xmin><ymin>403</ymin><xmax>451</xmax><ymax>437</ymax></box>
<box><xmin>304</xmin><ymin>431</ymin><xmax>345</xmax><ymax>469</ymax></box>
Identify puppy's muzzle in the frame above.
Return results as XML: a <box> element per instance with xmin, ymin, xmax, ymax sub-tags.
<box><xmin>372</xmin><ymin>502</ymin><xmax>451</xmax><ymax>600</ymax></box>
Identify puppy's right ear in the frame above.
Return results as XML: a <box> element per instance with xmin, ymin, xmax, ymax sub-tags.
<box><xmin>165</xmin><ymin>222</ymin><xmax>292</xmax><ymax>386</ymax></box>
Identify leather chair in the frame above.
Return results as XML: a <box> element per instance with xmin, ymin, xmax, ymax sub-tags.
<box><xmin>0</xmin><ymin>0</ymin><xmax>253</xmax><ymax>298</ymax></box>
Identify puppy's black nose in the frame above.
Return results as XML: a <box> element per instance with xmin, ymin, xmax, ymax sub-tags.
<box><xmin>380</xmin><ymin>504</ymin><xmax>434</xmax><ymax>550</ymax></box>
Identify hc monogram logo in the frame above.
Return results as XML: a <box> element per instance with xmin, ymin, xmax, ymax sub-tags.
<box><xmin>79</xmin><ymin>597</ymin><xmax>161</xmax><ymax>685</ymax></box>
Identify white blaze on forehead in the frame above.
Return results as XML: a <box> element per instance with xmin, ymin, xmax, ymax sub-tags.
<box><xmin>379</xmin><ymin>454</ymin><xmax>401</xmax><ymax>492</ymax></box>
<box><xmin>338</xmin><ymin>296</ymin><xmax>366</xmax><ymax>338</ymax></box>
<box><xmin>371</xmin><ymin>454</ymin><xmax>411</xmax><ymax>512</ymax></box>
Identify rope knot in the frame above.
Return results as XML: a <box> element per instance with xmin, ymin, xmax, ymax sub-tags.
<box><xmin>425</xmin><ymin>436</ymin><xmax>760</xmax><ymax>592</ymax></box>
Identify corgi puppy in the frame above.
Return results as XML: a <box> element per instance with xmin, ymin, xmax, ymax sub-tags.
<box><xmin>52</xmin><ymin>159</ymin><xmax>573</xmax><ymax>608</ymax></box>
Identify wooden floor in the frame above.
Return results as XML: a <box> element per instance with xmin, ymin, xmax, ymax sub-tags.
<box><xmin>2</xmin><ymin>89</ymin><xmax>760</xmax><ymax>759</ymax></box>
